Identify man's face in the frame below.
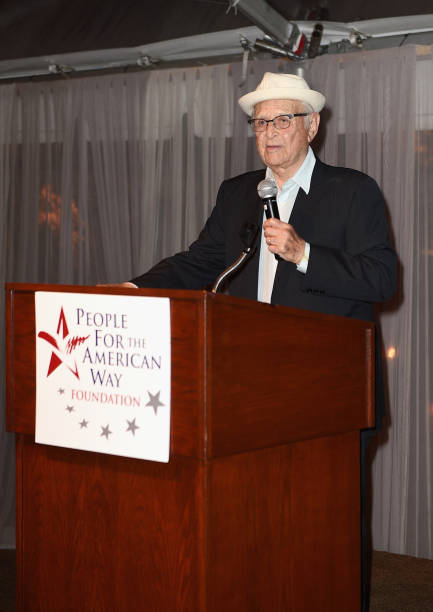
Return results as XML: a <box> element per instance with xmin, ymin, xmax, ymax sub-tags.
<box><xmin>254</xmin><ymin>99</ymin><xmax>319</xmax><ymax>183</ymax></box>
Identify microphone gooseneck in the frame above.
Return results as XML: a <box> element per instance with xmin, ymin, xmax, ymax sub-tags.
<box><xmin>212</xmin><ymin>222</ymin><xmax>259</xmax><ymax>294</ymax></box>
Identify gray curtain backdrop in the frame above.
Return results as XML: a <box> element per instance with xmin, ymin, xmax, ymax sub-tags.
<box><xmin>0</xmin><ymin>46</ymin><xmax>431</xmax><ymax>559</ymax></box>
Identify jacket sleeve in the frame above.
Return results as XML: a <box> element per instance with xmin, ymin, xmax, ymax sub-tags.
<box><xmin>302</xmin><ymin>175</ymin><xmax>397</xmax><ymax>303</ymax></box>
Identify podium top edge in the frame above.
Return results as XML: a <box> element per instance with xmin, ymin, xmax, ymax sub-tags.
<box><xmin>5</xmin><ymin>282</ymin><xmax>213</xmax><ymax>300</ymax></box>
<box><xmin>4</xmin><ymin>282</ymin><xmax>374</xmax><ymax>330</ymax></box>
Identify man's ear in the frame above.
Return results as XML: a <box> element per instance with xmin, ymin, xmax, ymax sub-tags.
<box><xmin>307</xmin><ymin>112</ymin><xmax>320</xmax><ymax>143</ymax></box>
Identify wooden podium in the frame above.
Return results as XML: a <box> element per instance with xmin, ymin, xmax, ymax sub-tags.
<box><xmin>6</xmin><ymin>283</ymin><xmax>375</xmax><ymax>611</ymax></box>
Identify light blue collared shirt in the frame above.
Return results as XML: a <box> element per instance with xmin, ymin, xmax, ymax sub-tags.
<box><xmin>257</xmin><ymin>146</ymin><xmax>316</xmax><ymax>303</ymax></box>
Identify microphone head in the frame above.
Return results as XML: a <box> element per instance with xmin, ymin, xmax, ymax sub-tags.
<box><xmin>257</xmin><ymin>178</ymin><xmax>278</xmax><ymax>199</ymax></box>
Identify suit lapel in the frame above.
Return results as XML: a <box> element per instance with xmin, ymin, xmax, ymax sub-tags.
<box><xmin>289</xmin><ymin>156</ymin><xmax>326</xmax><ymax>231</ymax></box>
<box><xmin>272</xmin><ymin>158</ymin><xmax>326</xmax><ymax>302</ymax></box>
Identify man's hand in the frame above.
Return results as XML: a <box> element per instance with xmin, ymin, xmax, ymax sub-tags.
<box><xmin>263</xmin><ymin>218</ymin><xmax>305</xmax><ymax>264</ymax></box>
<box><xmin>96</xmin><ymin>282</ymin><xmax>137</xmax><ymax>288</ymax></box>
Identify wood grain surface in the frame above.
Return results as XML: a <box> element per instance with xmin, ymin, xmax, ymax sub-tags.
<box><xmin>7</xmin><ymin>283</ymin><xmax>371</xmax><ymax>611</ymax></box>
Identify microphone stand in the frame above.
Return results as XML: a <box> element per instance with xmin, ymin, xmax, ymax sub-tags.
<box><xmin>212</xmin><ymin>222</ymin><xmax>259</xmax><ymax>294</ymax></box>
<box><xmin>211</xmin><ymin>247</ymin><xmax>254</xmax><ymax>294</ymax></box>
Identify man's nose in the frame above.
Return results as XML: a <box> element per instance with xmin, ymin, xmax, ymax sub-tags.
<box><xmin>265</xmin><ymin>121</ymin><xmax>279</xmax><ymax>136</ymax></box>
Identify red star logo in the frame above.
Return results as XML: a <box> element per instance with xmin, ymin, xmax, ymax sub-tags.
<box><xmin>38</xmin><ymin>307</ymin><xmax>89</xmax><ymax>379</ymax></box>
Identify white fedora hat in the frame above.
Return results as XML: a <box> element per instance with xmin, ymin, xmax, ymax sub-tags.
<box><xmin>238</xmin><ymin>72</ymin><xmax>325</xmax><ymax>116</ymax></box>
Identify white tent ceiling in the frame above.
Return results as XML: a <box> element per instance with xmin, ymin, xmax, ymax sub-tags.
<box><xmin>0</xmin><ymin>0</ymin><xmax>432</xmax><ymax>80</ymax></box>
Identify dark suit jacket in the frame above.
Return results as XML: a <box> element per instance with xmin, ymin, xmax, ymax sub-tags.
<box><xmin>132</xmin><ymin>157</ymin><xmax>397</xmax><ymax>324</ymax></box>
<box><xmin>132</xmin><ymin>158</ymin><xmax>397</xmax><ymax>430</ymax></box>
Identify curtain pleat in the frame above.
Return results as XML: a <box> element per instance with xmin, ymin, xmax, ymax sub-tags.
<box><xmin>0</xmin><ymin>84</ymin><xmax>16</xmax><ymax>548</ymax></box>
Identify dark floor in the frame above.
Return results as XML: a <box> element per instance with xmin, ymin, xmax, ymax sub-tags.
<box><xmin>369</xmin><ymin>550</ymin><xmax>433</xmax><ymax>611</ymax></box>
<box><xmin>1</xmin><ymin>549</ymin><xmax>433</xmax><ymax>611</ymax></box>
<box><xmin>0</xmin><ymin>550</ymin><xmax>14</xmax><ymax>612</ymax></box>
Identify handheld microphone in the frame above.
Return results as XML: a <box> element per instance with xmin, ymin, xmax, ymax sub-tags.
<box><xmin>257</xmin><ymin>178</ymin><xmax>280</xmax><ymax>260</ymax></box>
<box><xmin>212</xmin><ymin>223</ymin><xmax>259</xmax><ymax>294</ymax></box>
<box><xmin>257</xmin><ymin>178</ymin><xmax>279</xmax><ymax>220</ymax></box>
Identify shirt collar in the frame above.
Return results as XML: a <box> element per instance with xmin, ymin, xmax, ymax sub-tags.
<box><xmin>266</xmin><ymin>146</ymin><xmax>316</xmax><ymax>196</ymax></box>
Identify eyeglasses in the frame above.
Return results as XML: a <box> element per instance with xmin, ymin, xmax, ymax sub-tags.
<box><xmin>248</xmin><ymin>113</ymin><xmax>310</xmax><ymax>132</ymax></box>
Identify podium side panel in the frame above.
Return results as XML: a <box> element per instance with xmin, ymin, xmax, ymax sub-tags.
<box><xmin>206</xmin><ymin>431</ymin><xmax>360</xmax><ymax>612</ymax></box>
<box><xmin>287</xmin><ymin>430</ymin><xmax>361</xmax><ymax>611</ymax></box>
<box><xmin>207</xmin><ymin>298</ymin><xmax>374</xmax><ymax>456</ymax></box>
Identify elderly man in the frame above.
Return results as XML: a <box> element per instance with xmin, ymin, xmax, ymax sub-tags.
<box><xmin>125</xmin><ymin>72</ymin><xmax>397</xmax><ymax>611</ymax></box>
<box><xmin>128</xmin><ymin>73</ymin><xmax>396</xmax><ymax>319</ymax></box>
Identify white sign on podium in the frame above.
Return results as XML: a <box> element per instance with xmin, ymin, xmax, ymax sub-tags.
<box><xmin>35</xmin><ymin>291</ymin><xmax>171</xmax><ymax>462</ymax></box>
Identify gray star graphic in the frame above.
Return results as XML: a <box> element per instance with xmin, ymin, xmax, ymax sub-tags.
<box><xmin>146</xmin><ymin>390</ymin><xmax>164</xmax><ymax>415</ymax></box>
<box><xmin>66</xmin><ymin>405</ymin><xmax>74</xmax><ymax>413</ymax></box>
<box><xmin>79</xmin><ymin>419</ymin><xmax>89</xmax><ymax>429</ymax></box>
<box><xmin>126</xmin><ymin>418</ymin><xmax>139</xmax><ymax>436</ymax></box>
<box><xmin>58</xmin><ymin>388</ymin><xmax>65</xmax><ymax>395</ymax></box>
<box><xmin>100</xmin><ymin>424</ymin><xmax>112</xmax><ymax>439</ymax></box>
